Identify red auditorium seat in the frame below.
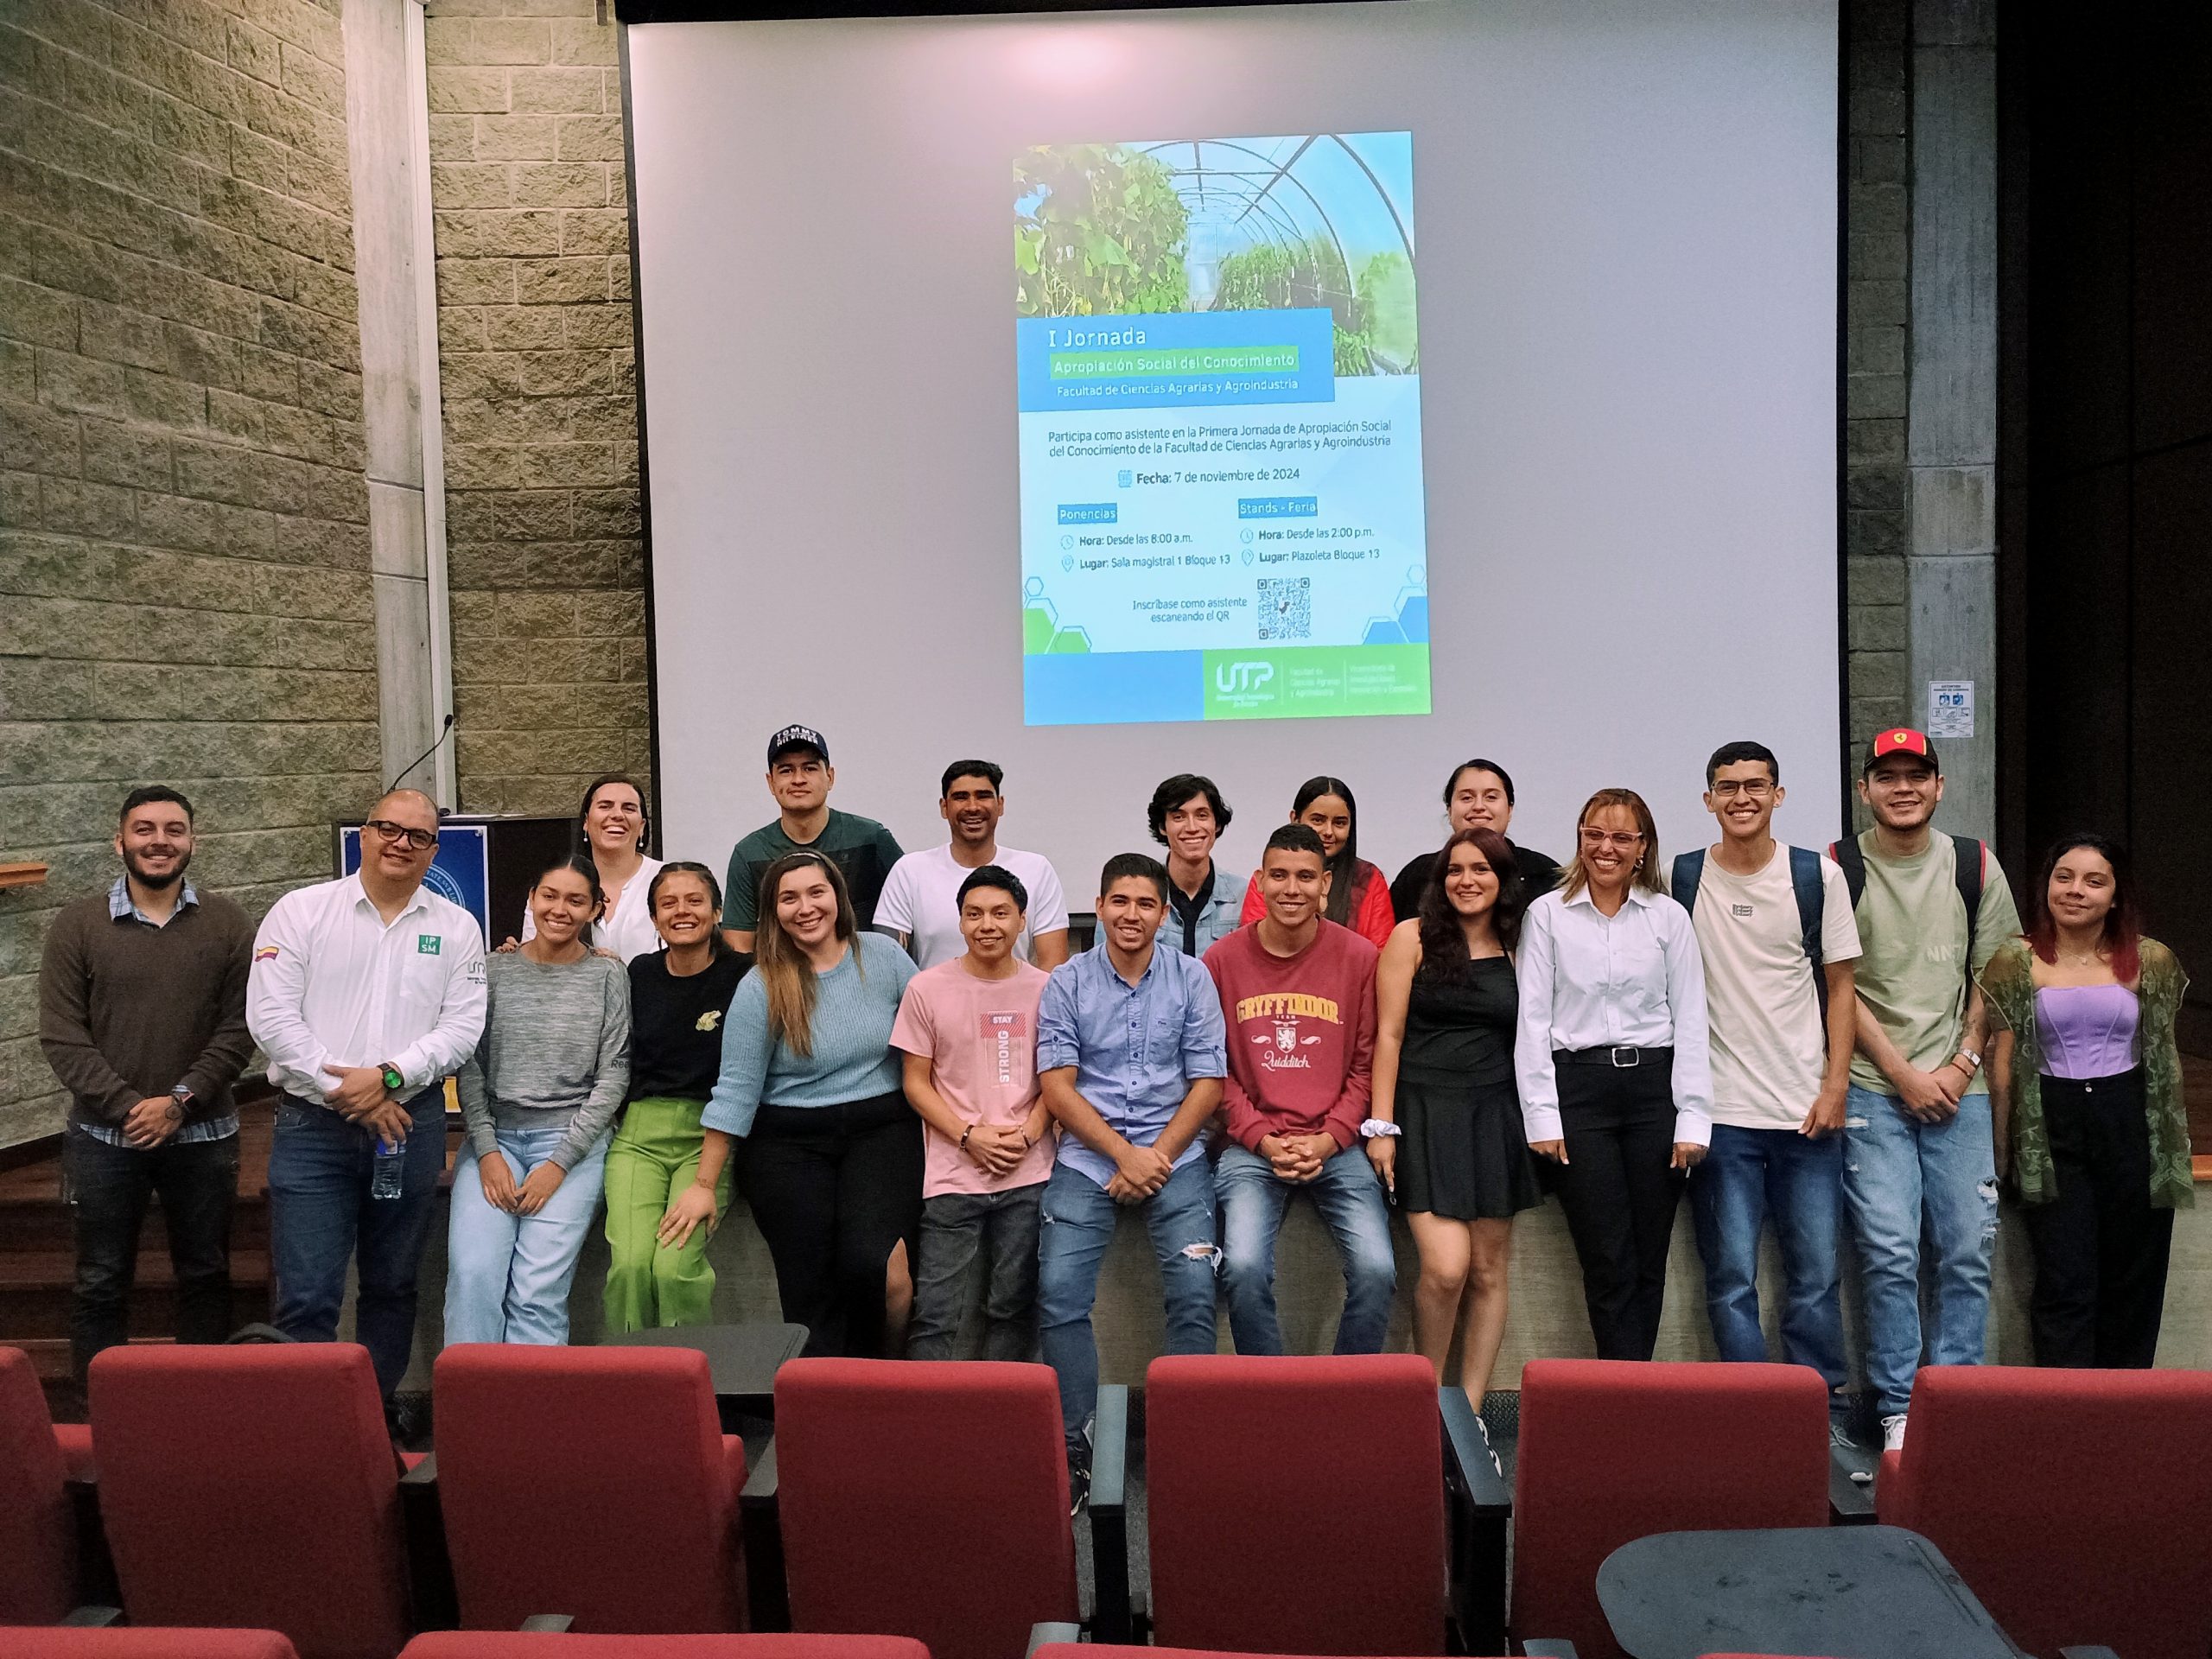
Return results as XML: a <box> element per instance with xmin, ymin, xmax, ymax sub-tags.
<box><xmin>1145</xmin><ymin>1353</ymin><xmax>1449</xmax><ymax>1655</ymax></box>
<box><xmin>1</xmin><ymin>1344</ymin><xmax>82</xmax><ymax>1624</ymax></box>
<box><xmin>772</xmin><ymin>1358</ymin><xmax>1078</xmax><ymax>1659</ymax></box>
<box><xmin>2</xmin><ymin>1633</ymin><xmax>300</xmax><ymax>1659</ymax></box>
<box><xmin>432</xmin><ymin>1345</ymin><xmax>747</xmax><ymax>1633</ymax></box>
<box><xmin>399</xmin><ymin>1637</ymin><xmax>928</xmax><ymax>1659</ymax></box>
<box><xmin>1511</xmin><ymin>1359</ymin><xmax>1831</xmax><ymax>1659</ymax></box>
<box><xmin>87</xmin><ymin>1344</ymin><xmax>410</xmax><ymax>1659</ymax></box>
<box><xmin>1876</xmin><ymin>1364</ymin><xmax>2212</xmax><ymax>1659</ymax></box>
<box><xmin>1037</xmin><ymin>1648</ymin><xmax>1514</xmax><ymax>1659</ymax></box>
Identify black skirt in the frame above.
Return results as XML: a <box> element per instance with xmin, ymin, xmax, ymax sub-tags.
<box><xmin>1395</xmin><ymin>1071</ymin><xmax>1543</xmax><ymax>1221</ymax></box>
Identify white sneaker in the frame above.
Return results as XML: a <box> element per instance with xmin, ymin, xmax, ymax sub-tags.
<box><xmin>1881</xmin><ymin>1412</ymin><xmax>1908</xmax><ymax>1452</ymax></box>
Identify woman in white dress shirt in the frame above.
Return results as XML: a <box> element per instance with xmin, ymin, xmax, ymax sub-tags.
<box><xmin>519</xmin><ymin>773</ymin><xmax>664</xmax><ymax>963</ymax></box>
<box><xmin>1515</xmin><ymin>787</ymin><xmax>1712</xmax><ymax>1360</ymax></box>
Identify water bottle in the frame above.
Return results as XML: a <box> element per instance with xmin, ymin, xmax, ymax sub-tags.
<box><xmin>371</xmin><ymin>1137</ymin><xmax>405</xmax><ymax>1201</ymax></box>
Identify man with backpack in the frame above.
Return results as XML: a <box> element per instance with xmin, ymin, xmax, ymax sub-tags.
<box><xmin>1673</xmin><ymin>742</ymin><xmax>1862</xmax><ymax>1439</ymax></box>
<box><xmin>1836</xmin><ymin>728</ymin><xmax>2021</xmax><ymax>1452</ymax></box>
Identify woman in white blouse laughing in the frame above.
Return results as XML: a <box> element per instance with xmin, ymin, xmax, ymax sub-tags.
<box><xmin>1516</xmin><ymin>787</ymin><xmax>1712</xmax><ymax>1361</ymax></box>
<box><xmin>519</xmin><ymin>773</ymin><xmax>664</xmax><ymax>963</ymax></box>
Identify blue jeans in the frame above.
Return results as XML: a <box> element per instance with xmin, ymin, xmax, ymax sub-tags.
<box><xmin>1689</xmin><ymin>1122</ymin><xmax>1847</xmax><ymax>1405</ymax></box>
<box><xmin>1038</xmin><ymin>1159</ymin><xmax>1217</xmax><ymax>1452</ymax></box>
<box><xmin>1216</xmin><ymin>1141</ymin><xmax>1395</xmax><ymax>1357</ymax></box>
<box><xmin>445</xmin><ymin>1126</ymin><xmax>610</xmax><ymax>1346</ymax></box>
<box><xmin>268</xmin><ymin>1090</ymin><xmax>448</xmax><ymax>1401</ymax></box>
<box><xmin>1841</xmin><ymin>1083</ymin><xmax>1999</xmax><ymax>1418</ymax></box>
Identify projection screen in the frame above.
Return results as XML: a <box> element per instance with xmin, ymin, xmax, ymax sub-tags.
<box><xmin>625</xmin><ymin>0</ymin><xmax>1841</xmax><ymax>909</ymax></box>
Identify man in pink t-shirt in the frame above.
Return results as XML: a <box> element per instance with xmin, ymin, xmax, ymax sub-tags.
<box><xmin>892</xmin><ymin>863</ymin><xmax>1053</xmax><ymax>1360</ymax></box>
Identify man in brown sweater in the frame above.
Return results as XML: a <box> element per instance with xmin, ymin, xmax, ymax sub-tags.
<box><xmin>39</xmin><ymin>785</ymin><xmax>257</xmax><ymax>1380</ymax></box>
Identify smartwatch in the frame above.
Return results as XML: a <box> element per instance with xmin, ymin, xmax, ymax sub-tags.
<box><xmin>379</xmin><ymin>1063</ymin><xmax>405</xmax><ymax>1094</ymax></box>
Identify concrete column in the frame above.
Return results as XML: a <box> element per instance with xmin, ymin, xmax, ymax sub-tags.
<box><xmin>1906</xmin><ymin>0</ymin><xmax>1999</xmax><ymax>841</ymax></box>
<box><xmin>344</xmin><ymin>0</ymin><xmax>457</xmax><ymax>804</ymax></box>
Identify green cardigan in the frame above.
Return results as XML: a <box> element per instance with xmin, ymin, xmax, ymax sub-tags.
<box><xmin>1978</xmin><ymin>936</ymin><xmax>2195</xmax><ymax>1210</ymax></box>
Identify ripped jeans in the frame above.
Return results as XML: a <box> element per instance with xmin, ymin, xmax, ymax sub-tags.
<box><xmin>1840</xmin><ymin>1084</ymin><xmax>1998</xmax><ymax>1418</ymax></box>
<box><xmin>1038</xmin><ymin>1156</ymin><xmax>1217</xmax><ymax>1453</ymax></box>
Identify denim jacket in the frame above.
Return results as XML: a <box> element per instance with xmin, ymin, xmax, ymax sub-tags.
<box><xmin>1163</xmin><ymin>867</ymin><xmax>1246</xmax><ymax>958</ymax></box>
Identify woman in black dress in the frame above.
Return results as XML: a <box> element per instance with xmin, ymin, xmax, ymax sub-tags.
<box><xmin>1368</xmin><ymin>826</ymin><xmax>1540</xmax><ymax>1406</ymax></box>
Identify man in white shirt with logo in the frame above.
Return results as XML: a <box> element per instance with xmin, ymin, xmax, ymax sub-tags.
<box><xmin>247</xmin><ymin>789</ymin><xmax>486</xmax><ymax>1404</ymax></box>
<box><xmin>876</xmin><ymin>760</ymin><xmax>1071</xmax><ymax>970</ymax></box>
<box><xmin>1672</xmin><ymin>742</ymin><xmax>1862</xmax><ymax>1437</ymax></box>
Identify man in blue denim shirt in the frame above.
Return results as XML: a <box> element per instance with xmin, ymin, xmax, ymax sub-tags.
<box><xmin>1037</xmin><ymin>852</ymin><xmax>1227</xmax><ymax>1510</ymax></box>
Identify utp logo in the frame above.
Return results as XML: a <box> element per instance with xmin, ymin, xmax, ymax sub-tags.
<box><xmin>1215</xmin><ymin>660</ymin><xmax>1274</xmax><ymax>695</ymax></box>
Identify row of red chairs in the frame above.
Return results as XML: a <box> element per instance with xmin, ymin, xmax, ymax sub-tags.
<box><xmin>6</xmin><ymin>1344</ymin><xmax>2212</xmax><ymax>1659</ymax></box>
<box><xmin>0</xmin><ymin>1634</ymin><xmax>1827</xmax><ymax>1659</ymax></box>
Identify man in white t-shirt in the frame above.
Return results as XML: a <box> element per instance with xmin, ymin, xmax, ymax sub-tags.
<box><xmin>875</xmin><ymin>760</ymin><xmax>1071</xmax><ymax>970</ymax></box>
<box><xmin>1672</xmin><ymin>741</ymin><xmax>1863</xmax><ymax>1434</ymax></box>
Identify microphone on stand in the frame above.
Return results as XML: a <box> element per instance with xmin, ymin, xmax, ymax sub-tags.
<box><xmin>386</xmin><ymin>712</ymin><xmax>458</xmax><ymax>810</ymax></box>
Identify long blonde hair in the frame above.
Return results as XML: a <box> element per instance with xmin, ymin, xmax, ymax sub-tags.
<box><xmin>1556</xmin><ymin>787</ymin><xmax>1665</xmax><ymax>901</ymax></box>
<box><xmin>753</xmin><ymin>852</ymin><xmax>861</xmax><ymax>1058</ymax></box>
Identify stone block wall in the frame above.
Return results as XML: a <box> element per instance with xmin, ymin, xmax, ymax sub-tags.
<box><xmin>1844</xmin><ymin>0</ymin><xmax>1913</xmax><ymax>759</ymax></box>
<box><xmin>422</xmin><ymin>0</ymin><xmax>649</xmax><ymax>820</ymax></box>
<box><xmin>0</xmin><ymin>0</ymin><xmax>379</xmax><ymax>1145</ymax></box>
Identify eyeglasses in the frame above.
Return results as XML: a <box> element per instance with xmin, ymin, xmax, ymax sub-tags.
<box><xmin>365</xmin><ymin>819</ymin><xmax>439</xmax><ymax>852</ymax></box>
<box><xmin>1579</xmin><ymin>828</ymin><xmax>1645</xmax><ymax>849</ymax></box>
<box><xmin>1709</xmin><ymin>780</ymin><xmax>1775</xmax><ymax>799</ymax></box>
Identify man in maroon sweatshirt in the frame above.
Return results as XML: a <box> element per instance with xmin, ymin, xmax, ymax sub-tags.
<box><xmin>1204</xmin><ymin>823</ymin><xmax>1393</xmax><ymax>1353</ymax></box>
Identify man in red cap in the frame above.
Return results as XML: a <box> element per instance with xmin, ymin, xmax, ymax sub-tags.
<box><xmin>1835</xmin><ymin>728</ymin><xmax>2020</xmax><ymax>1453</ymax></box>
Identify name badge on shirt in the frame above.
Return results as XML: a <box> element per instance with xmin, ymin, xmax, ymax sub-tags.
<box><xmin>417</xmin><ymin>934</ymin><xmax>442</xmax><ymax>955</ymax></box>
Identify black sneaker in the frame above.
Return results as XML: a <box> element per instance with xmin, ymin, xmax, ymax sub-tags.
<box><xmin>1068</xmin><ymin>1447</ymin><xmax>1092</xmax><ymax>1517</ymax></box>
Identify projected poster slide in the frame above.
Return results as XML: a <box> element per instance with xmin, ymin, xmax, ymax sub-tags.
<box><xmin>1016</xmin><ymin>133</ymin><xmax>1428</xmax><ymax>727</ymax></box>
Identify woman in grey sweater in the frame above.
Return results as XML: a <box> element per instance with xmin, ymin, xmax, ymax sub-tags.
<box><xmin>447</xmin><ymin>855</ymin><xmax>631</xmax><ymax>1345</ymax></box>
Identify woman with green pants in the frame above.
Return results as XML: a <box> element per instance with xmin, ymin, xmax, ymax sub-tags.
<box><xmin>603</xmin><ymin>862</ymin><xmax>753</xmax><ymax>1331</ymax></box>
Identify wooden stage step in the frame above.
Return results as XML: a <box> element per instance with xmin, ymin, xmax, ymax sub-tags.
<box><xmin>0</xmin><ymin>1249</ymin><xmax>273</xmax><ymax>1344</ymax></box>
<box><xmin>0</xmin><ymin>1193</ymin><xmax>271</xmax><ymax>1255</ymax></box>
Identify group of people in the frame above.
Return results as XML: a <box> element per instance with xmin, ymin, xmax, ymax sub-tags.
<box><xmin>39</xmin><ymin>721</ymin><xmax>2192</xmax><ymax>1501</ymax></box>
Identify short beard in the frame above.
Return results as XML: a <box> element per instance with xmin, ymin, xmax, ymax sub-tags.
<box><xmin>123</xmin><ymin>848</ymin><xmax>191</xmax><ymax>890</ymax></box>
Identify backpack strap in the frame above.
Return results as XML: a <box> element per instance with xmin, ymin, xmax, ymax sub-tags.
<box><xmin>1828</xmin><ymin>835</ymin><xmax>1867</xmax><ymax>911</ymax></box>
<box><xmin>1669</xmin><ymin>849</ymin><xmax>1706</xmax><ymax>914</ymax></box>
<box><xmin>1951</xmin><ymin>833</ymin><xmax>1986</xmax><ymax>975</ymax></box>
<box><xmin>1788</xmin><ymin>847</ymin><xmax>1826</xmax><ymax>969</ymax></box>
<box><xmin>1789</xmin><ymin>845</ymin><xmax>1828</xmax><ymax>1025</ymax></box>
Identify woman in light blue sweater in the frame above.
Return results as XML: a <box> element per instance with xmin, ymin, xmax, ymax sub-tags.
<box><xmin>448</xmin><ymin>855</ymin><xmax>630</xmax><ymax>1345</ymax></box>
<box><xmin>662</xmin><ymin>851</ymin><xmax>918</xmax><ymax>1356</ymax></box>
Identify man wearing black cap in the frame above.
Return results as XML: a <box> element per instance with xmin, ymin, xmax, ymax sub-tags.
<box><xmin>721</xmin><ymin>726</ymin><xmax>906</xmax><ymax>952</ymax></box>
<box><xmin>1835</xmin><ymin>728</ymin><xmax>2019</xmax><ymax>1455</ymax></box>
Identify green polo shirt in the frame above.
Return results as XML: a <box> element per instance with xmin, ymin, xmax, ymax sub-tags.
<box><xmin>723</xmin><ymin>808</ymin><xmax>906</xmax><ymax>932</ymax></box>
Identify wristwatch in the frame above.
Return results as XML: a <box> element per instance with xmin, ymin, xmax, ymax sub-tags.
<box><xmin>1953</xmin><ymin>1047</ymin><xmax>1983</xmax><ymax>1074</ymax></box>
<box><xmin>167</xmin><ymin>1085</ymin><xmax>192</xmax><ymax>1122</ymax></box>
<box><xmin>1359</xmin><ymin>1118</ymin><xmax>1403</xmax><ymax>1140</ymax></box>
<box><xmin>379</xmin><ymin>1063</ymin><xmax>405</xmax><ymax>1094</ymax></box>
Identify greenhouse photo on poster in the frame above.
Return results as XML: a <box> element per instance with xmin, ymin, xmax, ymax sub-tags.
<box><xmin>1014</xmin><ymin>133</ymin><xmax>1430</xmax><ymax>727</ymax></box>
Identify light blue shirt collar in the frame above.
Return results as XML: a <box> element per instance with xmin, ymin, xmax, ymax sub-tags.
<box><xmin>1560</xmin><ymin>880</ymin><xmax>1657</xmax><ymax>912</ymax></box>
<box><xmin>109</xmin><ymin>874</ymin><xmax>199</xmax><ymax>925</ymax></box>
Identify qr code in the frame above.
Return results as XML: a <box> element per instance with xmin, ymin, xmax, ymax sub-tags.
<box><xmin>1258</xmin><ymin>577</ymin><xmax>1310</xmax><ymax>640</ymax></box>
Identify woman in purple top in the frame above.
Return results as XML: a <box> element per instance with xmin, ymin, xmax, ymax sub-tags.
<box><xmin>1981</xmin><ymin>834</ymin><xmax>2194</xmax><ymax>1367</ymax></box>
